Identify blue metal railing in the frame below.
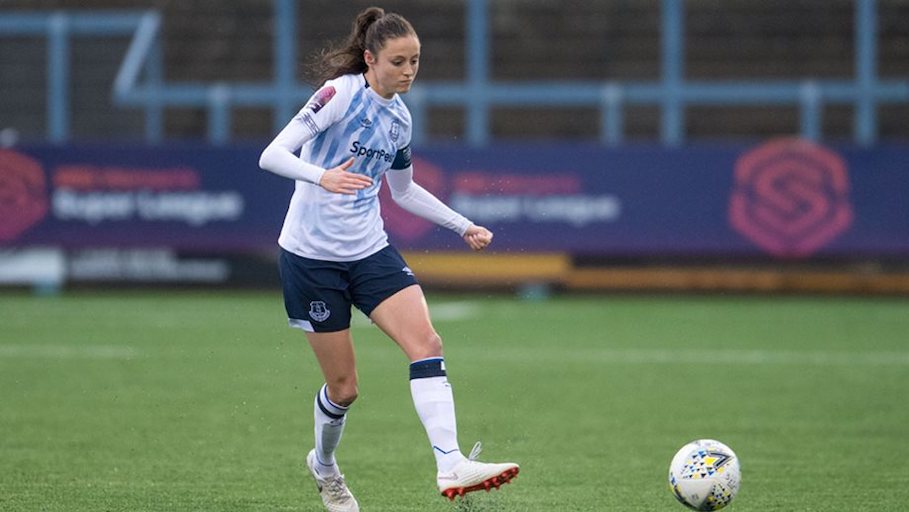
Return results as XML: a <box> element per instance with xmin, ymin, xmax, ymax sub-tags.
<box><xmin>1</xmin><ymin>0</ymin><xmax>907</xmax><ymax>146</ymax></box>
<box><xmin>0</xmin><ymin>11</ymin><xmax>156</xmax><ymax>143</ymax></box>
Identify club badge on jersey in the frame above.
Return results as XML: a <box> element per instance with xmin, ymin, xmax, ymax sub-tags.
<box><xmin>390</xmin><ymin>121</ymin><xmax>400</xmax><ymax>143</ymax></box>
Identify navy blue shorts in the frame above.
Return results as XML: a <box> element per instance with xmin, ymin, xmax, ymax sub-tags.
<box><xmin>278</xmin><ymin>245</ymin><xmax>419</xmax><ymax>333</ymax></box>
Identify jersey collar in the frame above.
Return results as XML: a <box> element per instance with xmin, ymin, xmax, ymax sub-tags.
<box><xmin>360</xmin><ymin>73</ymin><xmax>396</xmax><ymax>106</ymax></box>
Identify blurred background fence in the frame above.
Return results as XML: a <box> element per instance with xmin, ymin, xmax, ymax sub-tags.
<box><xmin>3</xmin><ymin>0</ymin><xmax>909</xmax><ymax>145</ymax></box>
<box><xmin>2</xmin><ymin>0</ymin><xmax>908</xmax><ymax>293</ymax></box>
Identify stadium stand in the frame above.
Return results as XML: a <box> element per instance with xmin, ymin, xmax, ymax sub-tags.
<box><xmin>1</xmin><ymin>0</ymin><xmax>907</xmax><ymax>143</ymax></box>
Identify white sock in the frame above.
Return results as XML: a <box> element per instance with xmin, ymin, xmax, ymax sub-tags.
<box><xmin>313</xmin><ymin>383</ymin><xmax>348</xmax><ymax>477</ymax></box>
<box><xmin>409</xmin><ymin>357</ymin><xmax>466</xmax><ymax>474</ymax></box>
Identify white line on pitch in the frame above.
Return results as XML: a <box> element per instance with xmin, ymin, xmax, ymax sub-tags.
<box><xmin>504</xmin><ymin>348</ymin><xmax>909</xmax><ymax>366</ymax></box>
<box><xmin>0</xmin><ymin>345</ymin><xmax>140</xmax><ymax>360</ymax></box>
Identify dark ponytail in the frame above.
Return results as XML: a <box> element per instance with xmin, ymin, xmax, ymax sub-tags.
<box><xmin>308</xmin><ymin>7</ymin><xmax>417</xmax><ymax>86</ymax></box>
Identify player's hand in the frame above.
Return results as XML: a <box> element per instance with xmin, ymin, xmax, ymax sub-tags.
<box><xmin>463</xmin><ymin>225</ymin><xmax>493</xmax><ymax>251</ymax></box>
<box><xmin>319</xmin><ymin>158</ymin><xmax>373</xmax><ymax>194</ymax></box>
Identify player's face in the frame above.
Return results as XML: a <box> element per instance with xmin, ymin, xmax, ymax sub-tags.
<box><xmin>365</xmin><ymin>35</ymin><xmax>420</xmax><ymax>99</ymax></box>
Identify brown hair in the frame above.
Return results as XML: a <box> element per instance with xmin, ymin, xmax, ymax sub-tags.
<box><xmin>308</xmin><ymin>7</ymin><xmax>417</xmax><ymax>86</ymax></box>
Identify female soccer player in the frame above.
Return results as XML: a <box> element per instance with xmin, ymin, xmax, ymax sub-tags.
<box><xmin>258</xmin><ymin>7</ymin><xmax>518</xmax><ymax>512</ymax></box>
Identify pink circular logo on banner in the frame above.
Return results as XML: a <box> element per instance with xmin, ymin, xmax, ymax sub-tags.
<box><xmin>380</xmin><ymin>157</ymin><xmax>447</xmax><ymax>242</ymax></box>
<box><xmin>0</xmin><ymin>150</ymin><xmax>49</xmax><ymax>242</ymax></box>
<box><xmin>729</xmin><ymin>138</ymin><xmax>853</xmax><ymax>258</ymax></box>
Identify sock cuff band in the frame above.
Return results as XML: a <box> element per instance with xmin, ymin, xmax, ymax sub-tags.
<box><xmin>409</xmin><ymin>357</ymin><xmax>447</xmax><ymax>380</ymax></box>
<box><xmin>316</xmin><ymin>384</ymin><xmax>348</xmax><ymax>419</ymax></box>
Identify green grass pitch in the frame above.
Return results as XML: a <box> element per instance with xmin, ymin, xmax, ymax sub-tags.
<box><xmin>2</xmin><ymin>290</ymin><xmax>908</xmax><ymax>511</ymax></box>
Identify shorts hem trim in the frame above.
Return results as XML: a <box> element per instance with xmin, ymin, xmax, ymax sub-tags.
<box><xmin>288</xmin><ymin>318</ymin><xmax>314</xmax><ymax>332</ymax></box>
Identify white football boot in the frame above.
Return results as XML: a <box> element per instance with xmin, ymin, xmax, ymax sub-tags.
<box><xmin>437</xmin><ymin>442</ymin><xmax>519</xmax><ymax>500</ymax></box>
<box><xmin>306</xmin><ymin>449</ymin><xmax>359</xmax><ymax>512</ymax></box>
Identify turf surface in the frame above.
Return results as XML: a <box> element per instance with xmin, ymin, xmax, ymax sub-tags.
<box><xmin>1</xmin><ymin>291</ymin><xmax>907</xmax><ymax>511</ymax></box>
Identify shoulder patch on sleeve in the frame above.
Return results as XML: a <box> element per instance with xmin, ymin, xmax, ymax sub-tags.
<box><xmin>304</xmin><ymin>85</ymin><xmax>336</xmax><ymax>114</ymax></box>
<box><xmin>294</xmin><ymin>85</ymin><xmax>338</xmax><ymax>136</ymax></box>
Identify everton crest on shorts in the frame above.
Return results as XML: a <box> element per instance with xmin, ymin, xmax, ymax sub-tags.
<box><xmin>279</xmin><ymin>245</ymin><xmax>418</xmax><ymax>333</ymax></box>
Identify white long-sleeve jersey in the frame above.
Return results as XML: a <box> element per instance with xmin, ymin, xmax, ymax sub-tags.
<box><xmin>259</xmin><ymin>73</ymin><xmax>471</xmax><ymax>261</ymax></box>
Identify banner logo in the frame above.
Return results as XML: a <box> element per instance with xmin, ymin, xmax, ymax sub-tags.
<box><xmin>0</xmin><ymin>150</ymin><xmax>49</xmax><ymax>242</ymax></box>
<box><xmin>729</xmin><ymin>138</ymin><xmax>852</xmax><ymax>257</ymax></box>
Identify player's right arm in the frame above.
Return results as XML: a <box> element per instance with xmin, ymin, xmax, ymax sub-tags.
<box><xmin>258</xmin><ymin>116</ymin><xmax>328</xmax><ymax>185</ymax></box>
<box><xmin>258</xmin><ymin>80</ymin><xmax>372</xmax><ymax>194</ymax></box>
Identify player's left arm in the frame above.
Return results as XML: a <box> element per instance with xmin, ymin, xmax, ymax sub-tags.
<box><xmin>385</xmin><ymin>154</ymin><xmax>493</xmax><ymax>251</ymax></box>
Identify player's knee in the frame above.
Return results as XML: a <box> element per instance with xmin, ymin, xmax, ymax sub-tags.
<box><xmin>412</xmin><ymin>332</ymin><xmax>443</xmax><ymax>360</ymax></box>
<box><xmin>328</xmin><ymin>380</ymin><xmax>359</xmax><ymax>406</ymax></box>
<box><xmin>429</xmin><ymin>332</ymin><xmax>443</xmax><ymax>354</ymax></box>
<box><xmin>336</xmin><ymin>388</ymin><xmax>358</xmax><ymax>406</ymax></box>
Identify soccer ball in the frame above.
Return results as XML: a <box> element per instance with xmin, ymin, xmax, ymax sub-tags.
<box><xmin>668</xmin><ymin>439</ymin><xmax>740</xmax><ymax>511</ymax></box>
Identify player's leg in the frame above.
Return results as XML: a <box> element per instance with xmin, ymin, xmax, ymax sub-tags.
<box><xmin>302</xmin><ymin>332</ymin><xmax>360</xmax><ymax>512</ymax></box>
<box><xmin>367</xmin><ymin>284</ymin><xmax>462</xmax><ymax>465</ymax></box>
<box><xmin>279</xmin><ymin>249</ymin><xmax>359</xmax><ymax>511</ymax></box>
<box><xmin>348</xmin><ymin>247</ymin><xmax>464</xmax><ymax>473</ymax></box>
<box><xmin>367</xmin><ymin>283</ymin><xmax>441</xmax><ymax>360</ymax></box>
<box><xmin>368</xmin><ymin>284</ymin><xmax>519</xmax><ymax>499</ymax></box>
<box><xmin>306</xmin><ymin>329</ymin><xmax>358</xmax><ymax>476</ymax></box>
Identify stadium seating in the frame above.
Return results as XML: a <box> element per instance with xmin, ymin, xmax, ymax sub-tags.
<box><xmin>1</xmin><ymin>0</ymin><xmax>907</xmax><ymax>142</ymax></box>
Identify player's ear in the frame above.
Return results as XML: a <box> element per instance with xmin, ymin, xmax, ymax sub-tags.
<box><xmin>364</xmin><ymin>49</ymin><xmax>376</xmax><ymax>66</ymax></box>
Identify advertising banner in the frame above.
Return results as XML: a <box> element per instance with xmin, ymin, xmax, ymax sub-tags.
<box><xmin>0</xmin><ymin>145</ymin><xmax>288</xmax><ymax>251</ymax></box>
<box><xmin>1</xmin><ymin>139</ymin><xmax>907</xmax><ymax>259</ymax></box>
